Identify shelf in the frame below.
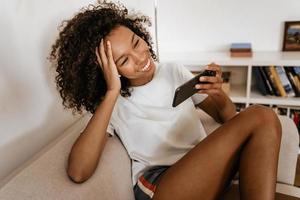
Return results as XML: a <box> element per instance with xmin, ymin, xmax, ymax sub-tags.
<box><xmin>250</xmin><ymin>90</ymin><xmax>300</xmax><ymax>106</ymax></box>
<box><xmin>231</xmin><ymin>97</ymin><xmax>248</xmax><ymax>104</ymax></box>
<box><xmin>180</xmin><ymin>52</ymin><xmax>300</xmax><ymax>148</ymax></box>
<box><xmin>182</xmin><ymin>53</ymin><xmax>300</xmax><ymax>108</ymax></box>
<box><xmin>228</xmin><ymin>84</ymin><xmax>248</xmax><ymax>103</ymax></box>
<box><xmin>161</xmin><ymin>51</ymin><xmax>300</xmax><ymax>66</ymax></box>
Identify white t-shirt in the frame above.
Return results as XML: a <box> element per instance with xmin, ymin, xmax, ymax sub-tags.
<box><xmin>107</xmin><ymin>62</ymin><xmax>208</xmax><ymax>185</ymax></box>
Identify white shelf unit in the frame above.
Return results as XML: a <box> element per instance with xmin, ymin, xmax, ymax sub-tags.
<box><xmin>161</xmin><ymin>51</ymin><xmax>300</xmax><ymax>148</ymax></box>
<box><xmin>161</xmin><ymin>51</ymin><xmax>300</xmax><ymax>106</ymax></box>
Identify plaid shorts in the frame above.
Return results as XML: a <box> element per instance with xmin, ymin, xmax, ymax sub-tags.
<box><xmin>133</xmin><ymin>166</ymin><xmax>169</xmax><ymax>200</ymax></box>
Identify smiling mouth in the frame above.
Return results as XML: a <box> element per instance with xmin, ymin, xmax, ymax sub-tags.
<box><xmin>140</xmin><ymin>59</ymin><xmax>151</xmax><ymax>72</ymax></box>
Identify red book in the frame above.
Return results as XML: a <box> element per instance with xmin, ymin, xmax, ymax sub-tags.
<box><xmin>293</xmin><ymin>111</ymin><xmax>299</xmax><ymax>125</ymax></box>
<box><xmin>230</xmin><ymin>51</ymin><xmax>253</xmax><ymax>57</ymax></box>
<box><xmin>230</xmin><ymin>48</ymin><xmax>252</xmax><ymax>52</ymax></box>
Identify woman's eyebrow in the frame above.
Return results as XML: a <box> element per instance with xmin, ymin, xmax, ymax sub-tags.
<box><xmin>115</xmin><ymin>33</ymin><xmax>135</xmax><ymax>64</ymax></box>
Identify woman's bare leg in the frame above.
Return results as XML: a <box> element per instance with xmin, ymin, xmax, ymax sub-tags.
<box><xmin>152</xmin><ymin>105</ymin><xmax>282</xmax><ymax>200</ymax></box>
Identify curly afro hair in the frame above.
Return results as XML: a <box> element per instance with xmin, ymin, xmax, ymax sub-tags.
<box><xmin>49</xmin><ymin>0</ymin><xmax>157</xmax><ymax>115</ymax></box>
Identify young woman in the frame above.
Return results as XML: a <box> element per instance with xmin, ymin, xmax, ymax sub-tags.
<box><xmin>49</xmin><ymin>1</ymin><xmax>282</xmax><ymax>199</ymax></box>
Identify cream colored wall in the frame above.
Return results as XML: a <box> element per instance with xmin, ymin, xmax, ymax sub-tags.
<box><xmin>157</xmin><ymin>0</ymin><xmax>300</xmax><ymax>57</ymax></box>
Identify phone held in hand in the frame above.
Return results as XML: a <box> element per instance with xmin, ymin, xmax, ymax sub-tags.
<box><xmin>172</xmin><ymin>70</ymin><xmax>216</xmax><ymax>107</ymax></box>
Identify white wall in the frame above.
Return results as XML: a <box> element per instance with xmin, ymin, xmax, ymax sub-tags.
<box><xmin>157</xmin><ymin>0</ymin><xmax>300</xmax><ymax>59</ymax></box>
<box><xmin>0</xmin><ymin>0</ymin><xmax>155</xmax><ymax>184</ymax></box>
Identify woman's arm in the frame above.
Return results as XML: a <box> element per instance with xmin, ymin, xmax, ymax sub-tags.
<box><xmin>196</xmin><ymin>90</ymin><xmax>236</xmax><ymax>124</ymax></box>
<box><xmin>67</xmin><ymin>90</ymin><xmax>119</xmax><ymax>183</ymax></box>
<box><xmin>67</xmin><ymin>40</ymin><xmax>121</xmax><ymax>183</ymax></box>
<box><xmin>195</xmin><ymin>63</ymin><xmax>236</xmax><ymax>124</ymax></box>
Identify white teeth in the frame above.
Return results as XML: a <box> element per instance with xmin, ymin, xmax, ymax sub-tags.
<box><xmin>141</xmin><ymin>59</ymin><xmax>150</xmax><ymax>72</ymax></box>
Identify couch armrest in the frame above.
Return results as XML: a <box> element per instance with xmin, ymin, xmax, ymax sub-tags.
<box><xmin>277</xmin><ymin>115</ymin><xmax>299</xmax><ymax>185</ymax></box>
<box><xmin>196</xmin><ymin>109</ymin><xmax>299</xmax><ymax>185</ymax></box>
<box><xmin>0</xmin><ymin>114</ymin><xmax>134</xmax><ymax>200</ymax></box>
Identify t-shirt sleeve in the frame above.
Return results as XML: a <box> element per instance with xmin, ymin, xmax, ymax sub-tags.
<box><xmin>106</xmin><ymin>122</ymin><xmax>115</xmax><ymax>137</ymax></box>
<box><xmin>175</xmin><ymin>63</ymin><xmax>208</xmax><ymax>105</ymax></box>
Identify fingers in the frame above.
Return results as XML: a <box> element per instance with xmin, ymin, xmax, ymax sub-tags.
<box><xmin>195</xmin><ymin>62</ymin><xmax>223</xmax><ymax>92</ymax></box>
<box><xmin>199</xmin><ymin>76</ymin><xmax>223</xmax><ymax>84</ymax></box>
<box><xmin>106</xmin><ymin>40</ymin><xmax>121</xmax><ymax>77</ymax></box>
<box><xmin>95</xmin><ymin>47</ymin><xmax>103</xmax><ymax>70</ymax></box>
<box><xmin>106</xmin><ymin>41</ymin><xmax>115</xmax><ymax>64</ymax></box>
<box><xmin>197</xmin><ymin>62</ymin><xmax>223</xmax><ymax>84</ymax></box>
<box><xmin>195</xmin><ymin>82</ymin><xmax>222</xmax><ymax>90</ymax></box>
<box><xmin>95</xmin><ymin>39</ymin><xmax>108</xmax><ymax>71</ymax></box>
<box><xmin>96</xmin><ymin>39</ymin><xmax>115</xmax><ymax>66</ymax></box>
<box><xmin>100</xmin><ymin>39</ymin><xmax>107</xmax><ymax>67</ymax></box>
<box><xmin>198</xmin><ymin>88</ymin><xmax>220</xmax><ymax>95</ymax></box>
<box><xmin>205</xmin><ymin>62</ymin><xmax>222</xmax><ymax>78</ymax></box>
<box><xmin>97</xmin><ymin>39</ymin><xmax>121</xmax><ymax>78</ymax></box>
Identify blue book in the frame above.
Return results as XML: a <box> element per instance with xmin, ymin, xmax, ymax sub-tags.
<box><xmin>293</xmin><ymin>67</ymin><xmax>300</xmax><ymax>77</ymax></box>
<box><xmin>253</xmin><ymin>67</ymin><xmax>268</xmax><ymax>95</ymax></box>
<box><xmin>230</xmin><ymin>43</ymin><xmax>252</xmax><ymax>50</ymax></box>
<box><xmin>275</xmin><ymin>66</ymin><xmax>295</xmax><ymax>97</ymax></box>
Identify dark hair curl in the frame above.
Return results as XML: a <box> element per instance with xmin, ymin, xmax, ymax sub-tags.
<box><xmin>49</xmin><ymin>0</ymin><xmax>157</xmax><ymax>114</ymax></box>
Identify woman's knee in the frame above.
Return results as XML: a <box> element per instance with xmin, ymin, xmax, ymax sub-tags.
<box><xmin>247</xmin><ymin>105</ymin><xmax>282</xmax><ymax>140</ymax></box>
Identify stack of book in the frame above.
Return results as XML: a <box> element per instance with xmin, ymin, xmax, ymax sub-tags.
<box><xmin>230</xmin><ymin>43</ymin><xmax>252</xmax><ymax>57</ymax></box>
<box><xmin>253</xmin><ymin>66</ymin><xmax>300</xmax><ymax>97</ymax></box>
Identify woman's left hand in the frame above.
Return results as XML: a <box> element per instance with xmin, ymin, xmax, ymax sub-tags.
<box><xmin>195</xmin><ymin>62</ymin><xmax>223</xmax><ymax>96</ymax></box>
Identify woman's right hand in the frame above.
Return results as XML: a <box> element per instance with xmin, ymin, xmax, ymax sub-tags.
<box><xmin>95</xmin><ymin>39</ymin><xmax>121</xmax><ymax>93</ymax></box>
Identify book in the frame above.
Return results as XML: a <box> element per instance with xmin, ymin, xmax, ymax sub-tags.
<box><xmin>258</xmin><ymin>67</ymin><xmax>274</xmax><ymax>95</ymax></box>
<box><xmin>230</xmin><ymin>48</ymin><xmax>252</xmax><ymax>52</ymax></box>
<box><xmin>230</xmin><ymin>43</ymin><xmax>252</xmax><ymax>57</ymax></box>
<box><xmin>252</xmin><ymin>67</ymin><xmax>268</xmax><ymax>95</ymax></box>
<box><xmin>230</xmin><ymin>43</ymin><xmax>252</xmax><ymax>51</ymax></box>
<box><xmin>290</xmin><ymin>110</ymin><xmax>300</xmax><ymax>133</ymax></box>
<box><xmin>263</xmin><ymin>67</ymin><xmax>280</xmax><ymax>96</ymax></box>
<box><xmin>269</xmin><ymin>66</ymin><xmax>287</xmax><ymax>97</ymax></box>
<box><xmin>275</xmin><ymin>66</ymin><xmax>295</xmax><ymax>97</ymax></box>
<box><xmin>230</xmin><ymin>51</ymin><xmax>253</xmax><ymax>57</ymax></box>
<box><xmin>284</xmin><ymin>67</ymin><xmax>300</xmax><ymax>96</ymax></box>
<box><xmin>293</xmin><ymin>67</ymin><xmax>300</xmax><ymax>78</ymax></box>
<box><xmin>288</xmin><ymin>67</ymin><xmax>300</xmax><ymax>91</ymax></box>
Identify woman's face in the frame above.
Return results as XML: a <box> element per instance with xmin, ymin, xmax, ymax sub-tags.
<box><xmin>104</xmin><ymin>25</ymin><xmax>156</xmax><ymax>86</ymax></box>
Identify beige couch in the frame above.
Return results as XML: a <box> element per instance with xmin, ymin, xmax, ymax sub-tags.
<box><xmin>0</xmin><ymin>109</ymin><xmax>299</xmax><ymax>200</ymax></box>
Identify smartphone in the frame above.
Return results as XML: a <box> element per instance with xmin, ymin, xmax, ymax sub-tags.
<box><xmin>172</xmin><ymin>70</ymin><xmax>216</xmax><ymax>107</ymax></box>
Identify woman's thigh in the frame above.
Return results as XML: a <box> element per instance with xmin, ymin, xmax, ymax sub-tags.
<box><xmin>152</xmin><ymin>105</ymin><xmax>278</xmax><ymax>200</ymax></box>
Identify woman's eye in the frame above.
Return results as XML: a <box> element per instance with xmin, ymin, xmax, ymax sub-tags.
<box><xmin>121</xmin><ymin>58</ymin><xmax>128</xmax><ymax>66</ymax></box>
<box><xmin>134</xmin><ymin>39</ymin><xmax>139</xmax><ymax>48</ymax></box>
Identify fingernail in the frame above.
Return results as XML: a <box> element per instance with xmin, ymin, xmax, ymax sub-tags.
<box><xmin>195</xmin><ymin>84</ymin><xmax>200</xmax><ymax>89</ymax></box>
<box><xmin>200</xmin><ymin>77</ymin><xmax>205</xmax><ymax>81</ymax></box>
